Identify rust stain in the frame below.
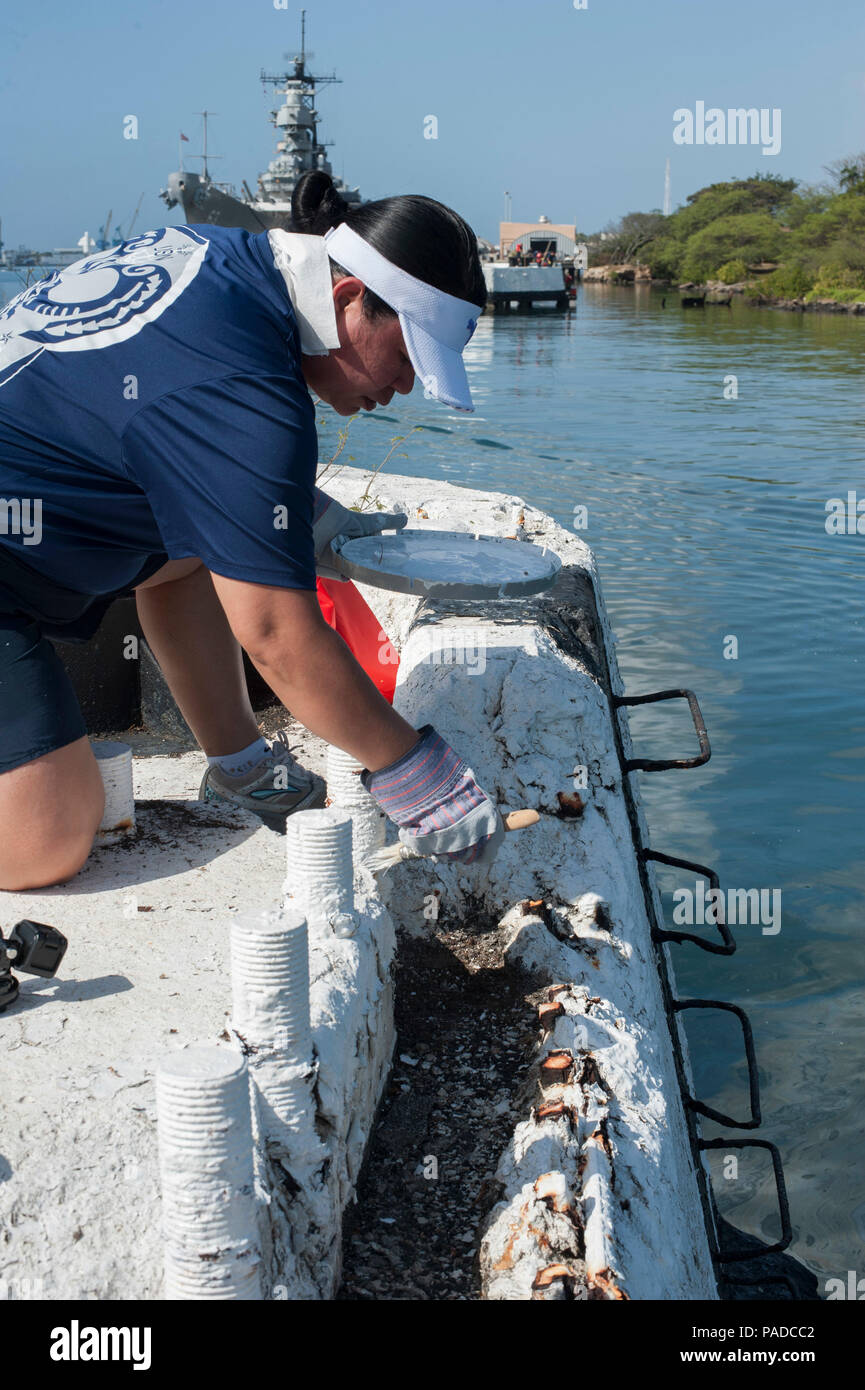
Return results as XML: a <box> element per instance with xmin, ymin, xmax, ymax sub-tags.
<box><xmin>587</xmin><ymin>1266</ymin><xmax>630</xmax><ymax>1301</ymax></box>
<box><xmin>535</xmin><ymin>1099</ymin><xmax>567</xmax><ymax>1121</ymax></box>
<box><xmin>540</xmin><ymin>1050</ymin><xmax>573</xmax><ymax>1083</ymax></box>
<box><xmin>548</xmin><ymin>983</ymin><xmax>569</xmax><ymax>998</ymax></box>
<box><xmin>527</xmin><ymin>1223</ymin><xmax>552</xmax><ymax>1251</ymax></box>
<box><xmin>532</xmin><ymin>1263</ymin><xmax>573</xmax><ymax>1290</ymax></box>
<box><xmin>538</xmin><ymin>1000</ymin><xmax>564</xmax><ymax>1030</ymax></box>
<box><xmin>555</xmin><ymin>791</ymin><xmax>586</xmax><ymax>819</ymax></box>
<box><xmin>492</xmin><ymin>1200</ymin><xmax>530</xmax><ymax>1272</ymax></box>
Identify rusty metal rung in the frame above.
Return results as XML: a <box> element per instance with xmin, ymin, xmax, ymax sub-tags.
<box><xmin>699</xmin><ymin>1139</ymin><xmax>793</xmax><ymax>1262</ymax></box>
<box><xmin>613</xmin><ymin>687</ymin><xmax>711</xmax><ymax>771</ymax></box>
<box><xmin>672</xmin><ymin>1000</ymin><xmax>761</xmax><ymax>1129</ymax></box>
<box><xmin>640</xmin><ymin>849</ymin><xmax>736</xmax><ymax>955</ymax></box>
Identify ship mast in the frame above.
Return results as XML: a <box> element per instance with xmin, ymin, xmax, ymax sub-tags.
<box><xmin>257</xmin><ymin>9</ymin><xmax>346</xmax><ymax>204</ymax></box>
<box><xmin>193</xmin><ymin>110</ymin><xmax>223</xmax><ymax>180</ymax></box>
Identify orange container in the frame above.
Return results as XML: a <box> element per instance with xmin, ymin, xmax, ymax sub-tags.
<box><xmin>315</xmin><ymin>577</ymin><xmax>399</xmax><ymax>704</ymax></box>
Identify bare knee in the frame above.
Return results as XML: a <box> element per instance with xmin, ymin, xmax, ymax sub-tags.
<box><xmin>5</xmin><ymin>823</ymin><xmax>100</xmax><ymax>890</ymax></box>
<box><xmin>0</xmin><ymin>739</ymin><xmax>105</xmax><ymax>891</ymax></box>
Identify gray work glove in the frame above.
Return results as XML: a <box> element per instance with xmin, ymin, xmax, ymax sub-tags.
<box><xmin>313</xmin><ymin>488</ymin><xmax>408</xmax><ymax>582</ymax></box>
<box><xmin>361</xmin><ymin>723</ymin><xmax>506</xmax><ymax>868</ymax></box>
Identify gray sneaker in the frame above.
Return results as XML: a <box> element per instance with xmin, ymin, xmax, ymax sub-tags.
<box><xmin>199</xmin><ymin>730</ymin><xmax>326</xmax><ymax>823</ymax></box>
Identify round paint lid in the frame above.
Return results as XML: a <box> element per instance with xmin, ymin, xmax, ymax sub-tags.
<box><xmin>330</xmin><ymin>528</ymin><xmax>562</xmax><ymax>599</ymax></box>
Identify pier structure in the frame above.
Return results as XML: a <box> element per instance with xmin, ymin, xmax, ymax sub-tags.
<box><xmin>0</xmin><ymin>468</ymin><xmax>794</xmax><ymax>1300</ymax></box>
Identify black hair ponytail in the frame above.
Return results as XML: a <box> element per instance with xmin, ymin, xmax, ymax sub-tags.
<box><xmin>290</xmin><ymin>169</ymin><xmax>351</xmax><ymax>238</ymax></box>
<box><xmin>290</xmin><ymin>169</ymin><xmax>486</xmax><ymax>318</ymax></box>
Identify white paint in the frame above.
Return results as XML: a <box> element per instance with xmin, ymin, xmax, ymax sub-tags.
<box><xmin>92</xmin><ymin>740</ymin><xmax>135</xmax><ymax>844</ymax></box>
<box><xmin>230</xmin><ymin>906</ymin><xmax>311</xmax><ymax>1062</ymax></box>
<box><xmin>325</xmin><ymin>744</ymin><xmax>386</xmax><ymax>860</ymax></box>
<box><xmin>284</xmin><ymin>807</ymin><xmax>355</xmax><ymax>929</ymax></box>
<box><xmin>155</xmin><ymin>1046</ymin><xmax>262</xmax><ymax>1300</ymax></box>
<box><xmin>0</xmin><ymin>772</ymin><xmax>395</xmax><ymax>1299</ymax></box>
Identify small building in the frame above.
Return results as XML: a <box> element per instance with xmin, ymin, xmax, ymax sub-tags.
<box><xmin>500</xmin><ymin>216</ymin><xmax>579</xmax><ymax>262</ymax></box>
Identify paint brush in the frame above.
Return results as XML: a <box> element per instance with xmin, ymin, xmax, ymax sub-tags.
<box><xmin>362</xmin><ymin>809</ymin><xmax>539</xmax><ymax>876</ymax></box>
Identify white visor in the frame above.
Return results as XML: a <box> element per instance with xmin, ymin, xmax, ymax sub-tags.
<box><xmin>323</xmin><ymin>222</ymin><xmax>481</xmax><ymax>412</ymax></box>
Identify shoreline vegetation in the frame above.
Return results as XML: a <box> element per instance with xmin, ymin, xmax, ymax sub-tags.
<box><xmin>582</xmin><ymin>154</ymin><xmax>865</xmax><ymax>315</ymax></box>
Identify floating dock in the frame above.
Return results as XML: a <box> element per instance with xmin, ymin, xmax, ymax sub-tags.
<box><xmin>482</xmin><ymin>262</ymin><xmax>570</xmax><ymax>312</ymax></box>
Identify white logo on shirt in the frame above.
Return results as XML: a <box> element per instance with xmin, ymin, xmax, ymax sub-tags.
<box><xmin>0</xmin><ymin>226</ymin><xmax>209</xmax><ymax>388</ymax></box>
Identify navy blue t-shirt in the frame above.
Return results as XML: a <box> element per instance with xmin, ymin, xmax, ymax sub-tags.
<box><xmin>0</xmin><ymin>224</ymin><xmax>318</xmax><ymax>617</ymax></box>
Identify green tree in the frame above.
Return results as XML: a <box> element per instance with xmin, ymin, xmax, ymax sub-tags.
<box><xmin>679</xmin><ymin>213</ymin><xmax>784</xmax><ymax>282</ymax></box>
<box><xmin>595</xmin><ymin>210</ymin><xmax>668</xmax><ymax>264</ymax></box>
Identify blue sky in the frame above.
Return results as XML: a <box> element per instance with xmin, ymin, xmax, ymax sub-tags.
<box><xmin>1</xmin><ymin>0</ymin><xmax>863</xmax><ymax>251</ymax></box>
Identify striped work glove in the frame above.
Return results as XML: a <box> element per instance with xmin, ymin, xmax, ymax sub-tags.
<box><xmin>313</xmin><ymin>488</ymin><xmax>408</xmax><ymax>582</ymax></box>
<box><xmin>361</xmin><ymin>724</ymin><xmax>505</xmax><ymax>866</ymax></box>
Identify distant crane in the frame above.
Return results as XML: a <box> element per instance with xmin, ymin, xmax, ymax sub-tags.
<box><xmin>97</xmin><ymin>210</ymin><xmax>113</xmax><ymax>251</ymax></box>
<box><xmin>664</xmin><ymin>158</ymin><xmax>672</xmax><ymax>217</ymax></box>
<box><xmin>117</xmin><ymin>192</ymin><xmax>144</xmax><ymax>242</ymax></box>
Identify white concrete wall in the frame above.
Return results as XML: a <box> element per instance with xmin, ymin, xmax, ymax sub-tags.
<box><xmin>325</xmin><ymin>468</ymin><xmax>718</xmax><ymax>1300</ymax></box>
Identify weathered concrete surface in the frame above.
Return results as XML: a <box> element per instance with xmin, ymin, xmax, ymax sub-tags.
<box><xmin>0</xmin><ymin>747</ymin><xmax>395</xmax><ymax>1300</ymax></box>
<box><xmin>317</xmin><ymin>468</ymin><xmax>718</xmax><ymax>1300</ymax></box>
<box><xmin>0</xmin><ymin>465</ymin><xmax>717</xmax><ymax>1300</ymax></box>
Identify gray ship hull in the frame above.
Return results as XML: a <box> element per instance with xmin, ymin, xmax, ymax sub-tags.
<box><xmin>161</xmin><ymin>28</ymin><xmax>364</xmax><ymax>235</ymax></box>
<box><xmin>162</xmin><ymin>172</ymin><xmax>294</xmax><ymax>233</ymax></box>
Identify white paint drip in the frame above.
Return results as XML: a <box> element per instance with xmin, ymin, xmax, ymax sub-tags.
<box><xmin>582</xmin><ymin>1130</ymin><xmax>618</xmax><ymax>1291</ymax></box>
<box><xmin>92</xmin><ymin>740</ymin><xmax>135</xmax><ymax>844</ymax></box>
<box><xmin>155</xmin><ymin>1046</ymin><xmax>262</xmax><ymax>1300</ymax></box>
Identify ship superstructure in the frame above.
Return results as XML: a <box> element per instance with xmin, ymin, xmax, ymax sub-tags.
<box><xmin>160</xmin><ymin>12</ymin><xmax>362</xmax><ymax>233</ymax></box>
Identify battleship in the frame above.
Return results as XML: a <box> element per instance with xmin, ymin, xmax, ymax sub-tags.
<box><xmin>160</xmin><ymin>12</ymin><xmax>362</xmax><ymax>233</ymax></box>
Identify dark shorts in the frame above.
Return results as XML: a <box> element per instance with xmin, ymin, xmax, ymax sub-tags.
<box><xmin>0</xmin><ymin>546</ymin><xmax>168</xmax><ymax>775</ymax></box>
<box><xmin>0</xmin><ymin>613</ymin><xmax>88</xmax><ymax>773</ymax></box>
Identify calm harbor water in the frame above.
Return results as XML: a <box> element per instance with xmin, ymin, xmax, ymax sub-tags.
<box><xmin>2</xmin><ymin>266</ymin><xmax>861</xmax><ymax>1291</ymax></box>
<box><xmin>325</xmin><ymin>286</ymin><xmax>864</xmax><ymax>1291</ymax></box>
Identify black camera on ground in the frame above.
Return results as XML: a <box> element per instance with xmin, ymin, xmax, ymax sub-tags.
<box><xmin>0</xmin><ymin>920</ymin><xmax>69</xmax><ymax>1013</ymax></box>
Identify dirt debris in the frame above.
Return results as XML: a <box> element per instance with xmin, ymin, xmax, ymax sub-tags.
<box><xmin>337</xmin><ymin>896</ymin><xmax>547</xmax><ymax>1301</ymax></box>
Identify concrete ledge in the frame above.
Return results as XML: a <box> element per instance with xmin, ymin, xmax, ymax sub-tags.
<box><xmin>0</xmin><ymin>466</ymin><xmax>718</xmax><ymax>1300</ymax></box>
<box><xmin>331</xmin><ymin>468</ymin><xmax>717</xmax><ymax>1298</ymax></box>
<box><xmin>377</xmin><ymin>598</ymin><xmax>716</xmax><ymax>1299</ymax></box>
